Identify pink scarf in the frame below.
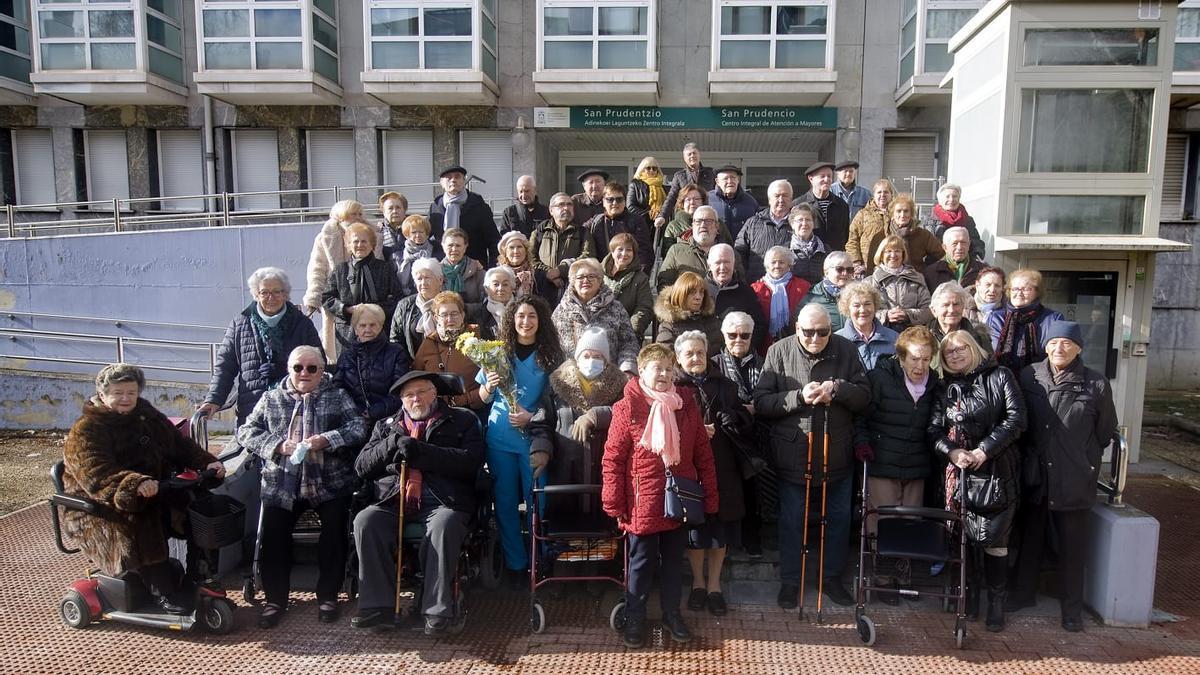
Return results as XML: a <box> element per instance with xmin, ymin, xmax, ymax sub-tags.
<box><xmin>638</xmin><ymin>380</ymin><xmax>683</xmax><ymax>467</ymax></box>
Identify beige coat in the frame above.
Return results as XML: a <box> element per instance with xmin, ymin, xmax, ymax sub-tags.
<box><xmin>846</xmin><ymin>202</ymin><xmax>889</xmax><ymax>269</ymax></box>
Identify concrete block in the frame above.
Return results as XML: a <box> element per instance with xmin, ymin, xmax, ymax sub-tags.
<box><xmin>1084</xmin><ymin>503</ymin><xmax>1159</xmax><ymax>628</ymax></box>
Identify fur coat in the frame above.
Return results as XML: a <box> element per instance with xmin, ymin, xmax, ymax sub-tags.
<box><xmin>548</xmin><ymin>360</ymin><xmax>627</xmax><ymax>486</ymax></box>
<box><xmin>550</xmin><ymin>285</ymin><xmax>642</xmax><ymax>373</ymax></box>
<box><xmin>62</xmin><ymin>398</ymin><xmax>218</xmax><ymax>575</ymax></box>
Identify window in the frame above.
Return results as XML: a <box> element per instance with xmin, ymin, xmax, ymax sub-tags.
<box><xmin>1023</xmin><ymin>28</ymin><xmax>1158</xmax><ymax>67</ymax></box>
<box><xmin>305</xmin><ymin>129</ymin><xmax>354</xmax><ymax>209</ymax></box>
<box><xmin>0</xmin><ymin>0</ymin><xmax>31</xmax><ymax>84</ymax></box>
<box><xmin>1177</xmin><ymin>1</ymin><xmax>1200</xmax><ymax>71</ymax></box>
<box><xmin>156</xmin><ymin>129</ymin><xmax>204</xmax><ymax>211</ymax></box>
<box><xmin>231</xmin><ymin>129</ymin><xmax>280</xmax><ymax>211</ymax></box>
<box><xmin>459</xmin><ymin>130</ymin><xmax>510</xmax><ymax>204</ymax></box>
<box><xmin>1013</xmin><ymin>194</ymin><xmax>1144</xmax><ymax>236</ymax></box>
<box><xmin>33</xmin><ymin>0</ymin><xmax>183</xmax><ymax>82</ymax></box>
<box><xmin>714</xmin><ymin>0</ymin><xmax>832</xmax><ymax>70</ymax></box>
<box><xmin>1016</xmin><ymin>89</ymin><xmax>1152</xmax><ymax>174</ymax></box>
<box><xmin>366</xmin><ymin>0</ymin><xmax>497</xmax><ymax>82</ymax></box>
<box><xmin>200</xmin><ymin>0</ymin><xmax>339</xmax><ymax>81</ymax></box>
<box><xmin>540</xmin><ymin>0</ymin><xmax>653</xmax><ymax>70</ymax></box>
<box><xmin>382</xmin><ymin>129</ymin><xmax>434</xmax><ymax>203</ymax></box>
<box><xmin>12</xmin><ymin>128</ymin><xmax>55</xmax><ymax>205</ymax></box>
<box><xmin>84</xmin><ymin>129</ymin><xmax>129</xmax><ymax>205</ymax></box>
<box><xmin>898</xmin><ymin>0</ymin><xmax>982</xmax><ymax>84</ymax></box>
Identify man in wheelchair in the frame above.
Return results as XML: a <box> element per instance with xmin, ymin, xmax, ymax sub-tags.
<box><xmin>351</xmin><ymin>371</ymin><xmax>486</xmax><ymax>634</ymax></box>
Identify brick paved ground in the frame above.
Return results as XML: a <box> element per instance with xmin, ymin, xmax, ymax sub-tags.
<box><xmin>3</xmin><ymin>472</ymin><xmax>1198</xmax><ymax>674</ymax></box>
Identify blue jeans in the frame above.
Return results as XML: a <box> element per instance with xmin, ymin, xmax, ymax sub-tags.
<box><xmin>777</xmin><ymin>475</ymin><xmax>852</xmax><ymax>586</ymax></box>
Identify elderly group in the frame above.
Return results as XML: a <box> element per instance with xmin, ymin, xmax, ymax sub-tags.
<box><xmin>57</xmin><ymin>148</ymin><xmax>1116</xmax><ymax>650</ymax></box>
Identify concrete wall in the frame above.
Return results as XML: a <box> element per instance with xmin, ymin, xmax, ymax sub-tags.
<box><xmin>1149</xmin><ymin>222</ymin><xmax>1200</xmax><ymax>390</ymax></box>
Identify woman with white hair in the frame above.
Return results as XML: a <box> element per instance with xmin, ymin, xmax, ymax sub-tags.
<box><xmin>498</xmin><ymin>230</ymin><xmax>551</xmax><ymax>300</ymax></box>
<box><xmin>321</xmin><ymin>222</ymin><xmax>401</xmax><ymax>352</ymax></box>
<box><xmin>800</xmin><ymin>251</ymin><xmax>856</xmax><ymax>333</ymax></box>
<box><xmin>674</xmin><ymin>330</ymin><xmax>753</xmax><ymax>617</ymax></box>
<box><xmin>472</xmin><ymin>265</ymin><xmax>517</xmax><ymax>339</ymax></box>
<box><xmin>919</xmin><ymin>183</ymin><xmax>985</xmax><ymax>262</ymax></box>
<box><xmin>199</xmin><ymin>267</ymin><xmax>322</xmax><ymax>424</ymax></box>
<box><xmin>751</xmin><ymin>245</ymin><xmax>812</xmax><ymax>350</ymax></box>
<box><xmin>238</xmin><ymin>345</ymin><xmax>368</xmax><ymax>628</ymax></box>
<box><xmin>929</xmin><ymin>281</ymin><xmax>994</xmax><ymax>358</ymax></box>
<box><xmin>303</xmin><ymin>200</ymin><xmax>379</xmax><ymax>358</ymax></box>
<box><xmin>389</xmin><ymin>258</ymin><xmax>444</xmax><ymax>360</ymax></box>
<box><xmin>551</xmin><ymin>258</ymin><xmax>641</xmax><ymax>373</ymax></box>
<box><xmin>332</xmin><ymin>303</ymin><xmax>410</xmax><ymax>423</ymax></box>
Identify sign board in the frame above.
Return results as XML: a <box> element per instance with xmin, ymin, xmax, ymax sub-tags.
<box><xmin>531</xmin><ymin>106</ymin><xmax>836</xmax><ymax>130</ymax></box>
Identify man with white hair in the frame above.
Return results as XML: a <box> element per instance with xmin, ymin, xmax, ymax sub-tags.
<box><xmin>795</xmin><ymin>161</ymin><xmax>850</xmax><ymax>252</ymax></box>
<box><xmin>924</xmin><ymin>226</ymin><xmax>985</xmax><ymax>293</ymax></box>
<box><xmin>501</xmin><ymin>175</ymin><xmax>549</xmax><ymax>237</ymax></box>
<box><xmin>708</xmin><ymin>165</ymin><xmax>759</xmax><ymax>239</ymax></box>
<box><xmin>735</xmin><ymin>179</ymin><xmax>795</xmax><ymax>281</ymax></box>
<box><xmin>707</xmin><ymin>244</ymin><xmax>766</xmax><ymax>352</ymax></box>
<box><xmin>800</xmin><ymin>251</ymin><xmax>855</xmax><ymax>333</ymax></box>
<box><xmin>753</xmin><ymin>303</ymin><xmax>870</xmax><ymax>611</ymax></box>
<box><xmin>658</xmin><ymin>205</ymin><xmax>740</xmax><ymax>287</ymax></box>
<box><xmin>657</xmin><ymin>142</ymin><xmax>717</xmax><ymax>227</ymax></box>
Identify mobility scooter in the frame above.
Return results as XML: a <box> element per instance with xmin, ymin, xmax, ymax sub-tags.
<box><xmin>49</xmin><ymin>463</ymin><xmax>245</xmax><ymax>634</ymax></box>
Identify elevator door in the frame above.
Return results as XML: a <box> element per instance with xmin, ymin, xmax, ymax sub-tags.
<box><xmin>1041</xmin><ymin>269</ymin><xmax>1120</xmax><ymax>378</ymax></box>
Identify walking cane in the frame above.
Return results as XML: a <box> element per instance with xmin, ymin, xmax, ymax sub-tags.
<box><xmin>815</xmin><ymin>405</ymin><xmax>831</xmax><ymax>624</ymax></box>
<box><xmin>798</xmin><ymin>425</ymin><xmax>816</xmax><ymax>620</ymax></box>
<box><xmin>393</xmin><ymin>460</ymin><xmax>408</xmax><ymax>619</ymax></box>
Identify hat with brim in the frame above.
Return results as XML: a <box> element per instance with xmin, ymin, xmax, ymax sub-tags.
<box><xmin>439</xmin><ymin>166</ymin><xmax>467</xmax><ymax>178</ymax></box>
<box><xmin>715</xmin><ymin>164</ymin><xmax>743</xmax><ymax>176</ymax></box>
<box><xmin>835</xmin><ymin>160</ymin><xmax>860</xmax><ymax>171</ymax></box>
<box><xmin>576</xmin><ymin>168</ymin><xmax>610</xmax><ymax>183</ymax></box>
<box><xmin>389</xmin><ymin>370</ymin><xmax>464</xmax><ymax>397</ymax></box>
<box><xmin>805</xmin><ymin>161</ymin><xmax>836</xmax><ymax>176</ymax></box>
<box><xmin>1041</xmin><ymin>320</ymin><xmax>1084</xmax><ymax>350</ymax></box>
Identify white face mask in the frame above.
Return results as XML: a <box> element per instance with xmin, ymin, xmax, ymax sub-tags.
<box><xmin>577</xmin><ymin>357</ymin><xmax>604</xmax><ymax>380</ymax></box>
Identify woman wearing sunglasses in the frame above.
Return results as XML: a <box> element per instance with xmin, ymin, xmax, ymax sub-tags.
<box><xmin>238</xmin><ymin>345</ymin><xmax>368</xmax><ymax>629</ymax></box>
<box><xmin>627</xmin><ymin>156</ymin><xmax>665</xmax><ymax>224</ymax></box>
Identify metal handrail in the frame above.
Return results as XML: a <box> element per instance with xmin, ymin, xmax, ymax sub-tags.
<box><xmin>0</xmin><ymin>326</ymin><xmax>219</xmax><ymax>375</ymax></box>
<box><xmin>4</xmin><ymin>310</ymin><xmax>225</xmax><ymax>332</ymax></box>
<box><xmin>1097</xmin><ymin>427</ymin><xmax>1129</xmax><ymax>507</ymax></box>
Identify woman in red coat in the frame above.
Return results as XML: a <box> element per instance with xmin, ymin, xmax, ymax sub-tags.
<box><xmin>751</xmin><ymin>245</ymin><xmax>812</xmax><ymax>351</ymax></box>
<box><xmin>602</xmin><ymin>343</ymin><xmax>718</xmax><ymax>649</ymax></box>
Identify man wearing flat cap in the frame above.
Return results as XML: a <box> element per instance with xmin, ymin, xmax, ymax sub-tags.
<box><xmin>429</xmin><ymin>166</ymin><xmax>499</xmax><ymax>267</ymax></box>
<box><xmin>795</xmin><ymin>161</ymin><xmax>850</xmax><ymax>252</ymax></box>
<box><xmin>708</xmin><ymin>164</ymin><xmax>759</xmax><ymax>240</ymax></box>
<box><xmin>572</xmin><ymin>168</ymin><xmax>609</xmax><ymax>227</ymax></box>
<box><xmin>657</xmin><ymin>142</ymin><xmax>717</xmax><ymax>228</ymax></box>
<box><xmin>831</xmin><ymin>161</ymin><xmax>871</xmax><ymax>220</ymax></box>
<box><xmin>351</xmin><ymin>370</ymin><xmax>488</xmax><ymax>635</ymax></box>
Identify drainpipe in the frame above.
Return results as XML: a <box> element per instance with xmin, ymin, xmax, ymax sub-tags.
<box><xmin>203</xmin><ymin>94</ymin><xmax>218</xmax><ymax>216</ymax></box>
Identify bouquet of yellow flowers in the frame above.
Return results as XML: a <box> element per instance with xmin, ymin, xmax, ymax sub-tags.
<box><xmin>454</xmin><ymin>331</ymin><xmax>520</xmax><ymax>411</ymax></box>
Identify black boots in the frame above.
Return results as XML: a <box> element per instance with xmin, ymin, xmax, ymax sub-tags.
<box><xmin>984</xmin><ymin>553</ymin><xmax>1008</xmax><ymax>633</ymax></box>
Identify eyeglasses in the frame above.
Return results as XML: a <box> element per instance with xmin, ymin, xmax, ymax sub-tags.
<box><xmin>291</xmin><ymin>364</ymin><xmax>321</xmax><ymax>374</ymax></box>
<box><xmin>833</xmin><ymin>266</ymin><xmax>855</xmax><ymax>274</ymax></box>
<box><xmin>574</xmin><ymin>274</ymin><xmax>601</xmax><ymax>282</ymax></box>
<box><xmin>1010</xmin><ymin>286</ymin><xmax>1036</xmax><ymax>295</ymax></box>
<box><xmin>436</xmin><ymin>310</ymin><xmax>463</xmax><ymax>320</ymax></box>
<box><xmin>401</xmin><ymin>387</ymin><xmax>436</xmax><ymax>400</ymax></box>
<box><xmin>800</xmin><ymin>327</ymin><xmax>832</xmax><ymax>338</ymax></box>
<box><xmin>551</xmin><ymin>202</ymin><xmax>573</xmax><ymax>210</ymax></box>
<box><xmin>258</xmin><ymin>289</ymin><xmax>286</xmax><ymax>298</ymax></box>
<box><xmin>725</xmin><ymin>332</ymin><xmax>751</xmax><ymax>340</ymax></box>
<box><xmin>944</xmin><ymin>345</ymin><xmax>970</xmax><ymax>357</ymax></box>
<box><xmin>693</xmin><ymin>218</ymin><xmax>717</xmax><ymax>225</ymax></box>
<box><xmin>603</xmin><ymin>197</ymin><xmax>623</xmax><ymax>204</ymax></box>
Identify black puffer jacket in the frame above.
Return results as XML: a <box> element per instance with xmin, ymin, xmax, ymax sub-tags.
<box><xmin>856</xmin><ymin>356</ymin><xmax>941</xmax><ymax>480</ymax></box>
<box><xmin>931</xmin><ymin>361</ymin><xmax>1027</xmax><ymax>546</ymax></box>
<box><xmin>1019</xmin><ymin>358</ymin><xmax>1119</xmax><ymax>511</ymax></box>
<box><xmin>332</xmin><ymin>334</ymin><xmax>411</xmax><ymax>423</ymax></box>
<box><xmin>709</xmin><ymin>276</ymin><xmax>768</xmax><ymax>354</ymax></box>
<box><xmin>586</xmin><ymin>210</ymin><xmax>654</xmax><ymax>274</ymax></box>
<box><xmin>205</xmin><ymin>302</ymin><xmax>322</xmax><ymax>423</ymax></box>
<box><xmin>733</xmin><ymin>208</ymin><xmax>791</xmax><ymax>281</ymax></box>
<box><xmin>355</xmin><ymin>404</ymin><xmax>485</xmax><ymax>513</ymax></box>
<box><xmin>677</xmin><ymin>372</ymin><xmax>756</xmax><ymax>521</ymax></box>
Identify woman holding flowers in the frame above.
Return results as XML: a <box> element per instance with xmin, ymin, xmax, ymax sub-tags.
<box><xmin>475</xmin><ymin>295</ymin><xmax>563</xmax><ymax>585</ymax></box>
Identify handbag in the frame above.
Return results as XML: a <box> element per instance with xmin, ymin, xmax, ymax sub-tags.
<box><xmin>962</xmin><ymin>464</ymin><xmax>1008</xmax><ymax>514</ymax></box>
<box><xmin>663</xmin><ymin>469</ymin><xmax>706</xmax><ymax>525</ymax></box>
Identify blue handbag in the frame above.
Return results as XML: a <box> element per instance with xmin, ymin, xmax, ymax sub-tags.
<box><xmin>663</xmin><ymin>469</ymin><xmax>706</xmax><ymax>525</ymax></box>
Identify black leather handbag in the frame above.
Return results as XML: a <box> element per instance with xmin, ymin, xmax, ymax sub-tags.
<box><xmin>663</xmin><ymin>469</ymin><xmax>706</xmax><ymax>525</ymax></box>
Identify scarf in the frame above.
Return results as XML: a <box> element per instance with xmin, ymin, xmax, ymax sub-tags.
<box><xmin>790</xmin><ymin>233</ymin><xmax>827</xmax><ymax>259</ymax></box>
<box><xmin>820</xmin><ymin>278</ymin><xmax>843</xmax><ymax>298</ymax></box>
<box><xmin>249</xmin><ymin>302</ymin><xmax>293</xmax><ymax>369</ymax></box>
<box><xmin>256</xmin><ymin>305</ymin><xmax>286</xmax><ymax>328</ymax></box>
<box><xmin>403</xmin><ymin>238</ymin><xmax>433</xmax><ymax>264</ymax></box>
<box><xmin>877</xmin><ymin>263</ymin><xmax>903</xmax><ymax>277</ymax></box>
<box><xmin>944</xmin><ymin>255</ymin><xmax>967</xmax><ymax>281</ymax></box>
<box><xmin>416</xmin><ymin>294</ymin><xmax>436</xmax><ymax>336</ymax></box>
<box><xmin>442</xmin><ymin>190</ymin><xmax>467</xmax><ymax>230</ymax></box>
<box><xmin>637</xmin><ymin>171</ymin><xmax>666</xmax><ymax>219</ymax></box>
<box><xmin>933</xmin><ymin>204</ymin><xmax>967</xmax><ymax>227</ymax></box>
<box><xmin>638</xmin><ymin>380</ymin><xmax>683</xmax><ymax>467</ymax></box>
<box><xmin>348</xmin><ymin>255</ymin><xmax>377</xmax><ymax>304</ymax></box>
<box><xmin>397</xmin><ymin>407</ymin><xmax>444</xmax><ymax>514</ymax></box>
<box><xmin>487</xmin><ymin>297</ymin><xmax>511</xmax><ymax>326</ymax></box>
<box><xmin>283</xmin><ymin>385</ymin><xmax>324</xmax><ymax>501</ymax></box>
<box><xmin>442</xmin><ymin>258</ymin><xmax>468</xmax><ymax>293</ymax></box>
<box><xmin>996</xmin><ymin>303</ymin><xmax>1044</xmax><ymax>372</ymax></box>
<box><xmin>511</xmin><ymin>261</ymin><xmax>535</xmax><ymax>298</ymax></box>
<box><xmin>764</xmin><ymin>272</ymin><xmax>794</xmax><ymax>336</ymax></box>
<box><xmin>904</xmin><ymin>369</ymin><xmax>929</xmax><ymax>403</ymax></box>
